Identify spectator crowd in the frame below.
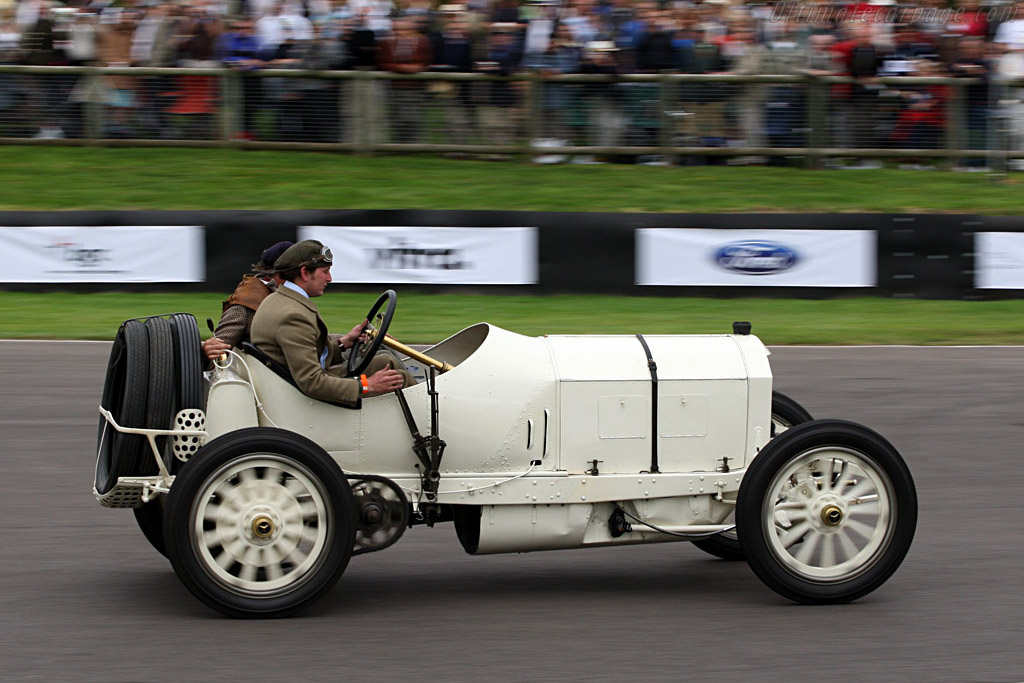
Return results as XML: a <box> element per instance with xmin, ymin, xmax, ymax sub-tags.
<box><xmin>2</xmin><ymin>0</ymin><xmax>1024</xmax><ymax>166</ymax></box>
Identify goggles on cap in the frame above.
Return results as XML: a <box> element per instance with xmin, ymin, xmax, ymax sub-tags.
<box><xmin>301</xmin><ymin>244</ymin><xmax>334</xmax><ymax>269</ymax></box>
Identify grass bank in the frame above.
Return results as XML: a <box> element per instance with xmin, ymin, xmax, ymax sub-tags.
<box><xmin>4</xmin><ymin>148</ymin><xmax>1024</xmax><ymax>214</ymax></box>
<box><xmin>3</xmin><ymin>292</ymin><xmax>1023</xmax><ymax>345</ymax></box>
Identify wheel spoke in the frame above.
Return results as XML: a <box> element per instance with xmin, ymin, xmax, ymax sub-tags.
<box><xmin>844</xmin><ymin>517</ymin><xmax>880</xmax><ymax>542</ymax></box>
<box><xmin>203</xmin><ymin>502</ymin><xmax>222</xmax><ymax>523</ymax></box>
<box><xmin>238</xmin><ymin>561</ymin><xmax>257</xmax><ymax>583</ymax></box>
<box><xmin>847</xmin><ymin>500</ymin><xmax>880</xmax><ymax>517</ymax></box>
<box><xmin>828</xmin><ymin>460</ymin><xmax>849</xmax><ymax>492</ymax></box>
<box><xmin>202</xmin><ymin>528</ymin><xmax>223</xmax><ymax>551</ymax></box>
<box><xmin>779</xmin><ymin>520</ymin><xmax>811</xmax><ymax>548</ymax></box>
<box><xmin>820</xmin><ymin>534</ymin><xmax>837</xmax><ymax>567</ymax></box>
<box><xmin>214</xmin><ymin>548</ymin><xmax>236</xmax><ymax>571</ymax></box>
<box><xmin>265</xmin><ymin>559</ymin><xmax>284</xmax><ymax>581</ymax></box>
<box><xmin>794</xmin><ymin>529</ymin><xmax>822</xmax><ymax>565</ymax></box>
<box><xmin>299</xmin><ymin>524</ymin><xmax>321</xmax><ymax>548</ymax></box>
<box><xmin>298</xmin><ymin>499</ymin><xmax>320</xmax><ymax>519</ymax></box>
<box><xmin>837</xmin><ymin>527</ymin><xmax>860</xmax><ymax>561</ymax></box>
<box><xmin>841</xmin><ymin>477</ymin><xmax>876</xmax><ymax>503</ymax></box>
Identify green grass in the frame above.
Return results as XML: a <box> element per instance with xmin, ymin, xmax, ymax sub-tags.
<box><xmin>3</xmin><ymin>291</ymin><xmax>1024</xmax><ymax>345</ymax></box>
<box><xmin>4</xmin><ymin>147</ymin><xmax>1024</xmax><ymax>213</ymax></box>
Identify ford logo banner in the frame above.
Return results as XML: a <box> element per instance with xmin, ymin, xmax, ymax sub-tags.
<box><xmin>714</xmin><ymin>241</ymin><xmax>799</xmax><ymax>275</ymax></box>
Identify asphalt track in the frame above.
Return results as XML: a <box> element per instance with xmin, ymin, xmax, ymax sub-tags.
<box><xmin>2</xmin><ymin>341</ymin><xmax>1022</xmax><ymax>683</ymax></box>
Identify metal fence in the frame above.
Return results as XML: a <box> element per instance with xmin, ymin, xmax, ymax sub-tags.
<box><xmin>1</xmin><ymin>64</ymin><xmax>1021</xmax><ymax>168</ymax></box>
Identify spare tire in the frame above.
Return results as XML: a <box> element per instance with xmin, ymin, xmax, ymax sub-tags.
<box><xmin>95</xmin><ymin>320</ymin><xmax>150</xmax><ymax>495</ymax></box>
<box><xmin>144</xmin><ymin>316</ymin><xmax>176</xmax><ymax>473</ymax></box>
<box><xmin>168</xmin><ymin>313</ymin><xmax>204</xmax><ymax>417</ymax></box>
<box><xmin>134</xmin><ymin>314</ymin><xmax>202</xmax><ymax>559</ymax></box>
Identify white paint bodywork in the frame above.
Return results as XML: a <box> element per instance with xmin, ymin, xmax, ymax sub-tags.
<box><xmin>204</xmin><ymin>323</ymin><xmax>774</xmax><ymax>555</ymax></box>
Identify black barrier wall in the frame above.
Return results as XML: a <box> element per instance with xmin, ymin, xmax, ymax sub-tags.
<box><xmin>0</xmin><ymin>210</ymin><xmax>1017</xmax><ymax>299</ymax></box>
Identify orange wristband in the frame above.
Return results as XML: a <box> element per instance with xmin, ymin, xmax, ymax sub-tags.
<box><xmin>360</xmin><ymin>374</ymin><xmax>369</xmax><ymax>394</ymax></box>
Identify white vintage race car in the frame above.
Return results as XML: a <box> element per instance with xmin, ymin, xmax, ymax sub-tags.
<box><xmin>93</xmin><ymin>292</ymin><xmax>917</xmax><ymax>618</ymax></box>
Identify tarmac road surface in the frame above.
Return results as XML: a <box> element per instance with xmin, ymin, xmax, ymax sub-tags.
<box><xmin>1</xmin><ymin>342</ymin><xmax>1022</xmax><ymax>682</ymax></box>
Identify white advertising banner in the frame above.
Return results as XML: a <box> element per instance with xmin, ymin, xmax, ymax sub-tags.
<box><xmin>637</xmin><ymin>229</ymin><xmax>876</xmax><ymax>287</ymax></box>
<box><xmin>976</xmin><ymin>232</ymin><xmax>1024</xmax><ymax>289</ymax></box>
<box><xmin>0</xmin><ymin>226</ymin><xmax>204</xmax><ymax>283</ymax></box>
<box><xmin>299</xmin><ymin>226</ymin><xmax>538</xmax><ymax>285</ymax></box>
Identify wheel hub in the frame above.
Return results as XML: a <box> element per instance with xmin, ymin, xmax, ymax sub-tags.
<box><xmin>821</xmin><ymin>505</ymin><xmax>843</xmax><ymax>527</ymax></box>
<box><xmin>243</xmin><ymin>506</ymin><xmax>281</xmax><ymax>545</ymax></box>
<box><xmin>808</xmin><ymin>494</ymin><xmax>848</xmax><ymax>533</ymax></box>
<box><xmin>252</xmin><ymin>516</ymin><xmax>275</xmax><ymax>538</ymax></box>
<box><xmin>360</xmin><ymin>502</ymin><xmax>385</xmax><ymax>528</ymax></box>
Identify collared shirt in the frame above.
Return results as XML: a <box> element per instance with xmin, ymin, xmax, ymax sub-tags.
<box><xmin>283</xmin><ymin>281</ymin><xmax>329</xmax><ymax>369</ymax></box>
<box><xmin>283</xmin><ymin>280</ymin><xmax>308</xmax><ymax>298</ymax></box>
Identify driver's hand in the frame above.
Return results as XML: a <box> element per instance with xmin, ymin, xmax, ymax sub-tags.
<box><xmin>365</xmin><ymin>363</ymin><xmax>405</xmax><ymax>395</ymax></box>
<box><xmin>340</xmin><ymin>319</ymin><xmax>369</xmax><ymax>349</ymax></box>
<box><xmin>202</xmin><ymin>336</ymin><xmax>231</xmax><ymax>361</ymax></box>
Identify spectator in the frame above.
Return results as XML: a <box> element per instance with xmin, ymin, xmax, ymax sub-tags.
<box><xmin>295</xmin><ymin>21</ymin><xmax>347</xmax><ymax>142</ymax></box>
<box><xmin>636</xmin><ymin>7</ymin><xmax>675</xmax><ymax>73</ymax></box>
<box><xmin>949</xmin><ymin>35</ymin><xmax>991</xmax><ymax>166</ymax></box>
<box><xmin>97</xmin><ymin>9</ymin><xmax>140</xmax><ymax>137</ymax></box>
<box><xmin>761</xmin><ymin>20</ymin><xmax>810</xmax><ymax>155</ymax></box>
<box><xmin>218</xmin><ymin>17</ymin><xmax>265</xmax><ymax>139</ymax></box>
<box><xmin>833</xmin><ymin>22</ymin><xmax>883</xmax><ymax>161</ymax></box>
<box><xmin>262</xmin><ymin>21</ymin><xmax>309</xmax><ymax>141</ymax></box>
<box><xmin>890</xmin><ymin>58</ymin><xmax>948</xmax><ymax>160</ymax></box>
<box><xmin>995</xmin><ymin>0</ymin><xmax>1024</xmax><ymax>50</ymax></box>
<box><xmin>21</xmin><ymin>1</ymin><xmax>67</xmax><ymax>139</ymax></box>
<box><xmin>680</xmin><ymin>26</ymin><xmax>728</xmax><ymax>154</ymax></box>
<box><xmin>377</xmin><ymin>15</ymin><xmax>432</xmax><ymax>143</ymax></box>
<box><xmin>562</xmin><ymin>0</ymin><xmax>599</xmax><ymax>47</ymax></box>
<box><xmin>948</xmin><ymin>0</ymin><xmax>989</xmax><ymax>39</ymax></box>
<box><xmin>523</xmin><ymin>0</ymin><xmax>555</xmax><ymax>59</ymax></box>
<box><xmin>0</xmin><ymin>7</ymin><xmax>26</xmax><ymax>137</ymax></box>
<box><xmin>490</xmin><ymin>0</ymin><xmax>520</xmax><ymax>25</ymax></box>
<box><xmin>524</xmin><ymin>21</ymin><xmax>580</xmax><ymax>152</ymax></box>
<box><xmin>429</xmin><ymin>11</ymin><xmax>476</xmax><ymax>143</ymax></box>
<box><xmin>996</xmin><ymin>37</ymin><xmax>1024</xmax><ymax>170</ymax></box>
<box><xmin>577</xmin><ymin>40</ymin><xmax>621</xmax><ymax>152</ymax></box>
<box><xmin>476</xmin><ymin>20</ymin><xmax>521</xmax><ymax>149</ymax></box>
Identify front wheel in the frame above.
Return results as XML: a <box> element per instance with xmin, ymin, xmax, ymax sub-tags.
<box><xmin>736</xmin><ymin>419</ymin><xmax>917</xmax><ymax>604</ymax></box>
<box><xmin>164</xmin><ymin>428</ymin><xmax>355</xmax><ymax>618</ymax></box>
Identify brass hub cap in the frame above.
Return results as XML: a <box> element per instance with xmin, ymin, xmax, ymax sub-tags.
<box><xmin>251</xmin><ymin>515</ymin><xmax>275</xmax><ymax>539</ymax></box>
<box><xmin>821</xmin><ymin>505</ymin><xmax>843</xmax><ymax>527</ymax></box>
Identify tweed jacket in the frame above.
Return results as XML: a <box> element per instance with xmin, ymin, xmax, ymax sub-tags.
<box><xmin>213</xmin><ymin>275</ymin><xmax>276</xmax><ymax>347</ymax></box>
<box><xmin>250</xmin><ymin>286</ymin><xmax>361</xmax><ymax>407</ymax></box>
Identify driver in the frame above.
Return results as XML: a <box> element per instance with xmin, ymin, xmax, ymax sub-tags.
<box><xmin>250</xmin><ymin>240</ymin><xmax>412</xmax><ymax>406</ymax></box>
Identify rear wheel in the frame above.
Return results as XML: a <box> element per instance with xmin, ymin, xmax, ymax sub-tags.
<box><xmin>133</xmin><ymin>499</ymin><xmax>167</xmax><ymax>557</ymax></box>
<box><xmin>736</xmin><ymin>419</ymin><xmax>917</xmax><ymax>604</ymax></box>
<box><xmin>164</xmin><ymin>428</ymin><xmax>355</xmax><ymax>618</ymax></box>
<box><xmin>692</xmin><ymin>391</ymin><xmax>813</xmax><ymax>561</ymax></box>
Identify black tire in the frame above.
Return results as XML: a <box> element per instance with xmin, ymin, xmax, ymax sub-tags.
<box><xmin>736</xmin><ymin>419</ymin><xmax>917</xmax><ymax>604</ymax></box>
<box><xmin>123</xmin><ymin>317</ymin><xmax>176</xmax><ymax>558</ymax></box>
<box><xmin>164</xmin><ymin>428</ymin><xmax>356</xmax><ymax>618</ymax></box>
<box><xmin>692</xmin><ymin>391</ymin><xmax>813</xmax><ymax>561</ymax></box>
<box><xmin>768</xmin><ymin>390</ymin><xmax>814</xmax><ymax>437</ymax></box>
<box><xmin>168</xmin><ymin>313</ymin><xmax>204</xmax><ymax>418</ymax></box>
<box><xmin>95</xmin><ymin>320</ymin><xmax>150</xmax><ymax>495</ymax></box>
<box><xmin>133</xmin><ymin>499</ymin><xmax>167</xmax><ymax>558</ymax></box>
<box><xmin>144</xmin><ymin>316</ymin><xmax>175</xmax><ymax>473</ymax></box>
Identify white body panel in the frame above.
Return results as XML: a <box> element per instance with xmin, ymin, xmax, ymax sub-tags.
<box><xmin>202</xmin><ymin>323</ymin><xmax>774</xmax><ymax>555</ymax></box>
